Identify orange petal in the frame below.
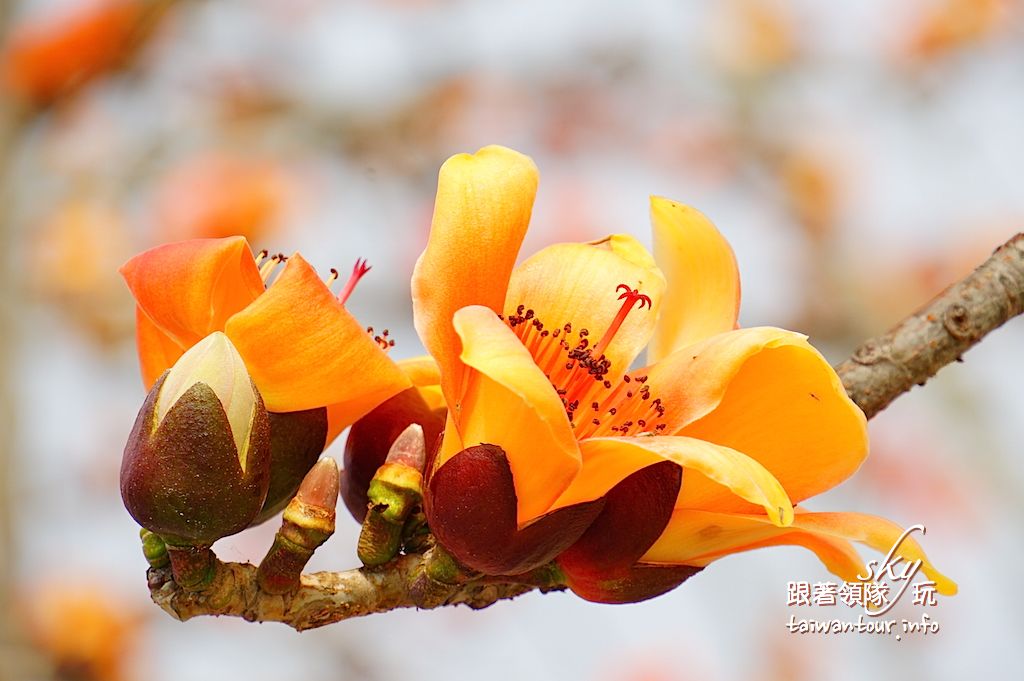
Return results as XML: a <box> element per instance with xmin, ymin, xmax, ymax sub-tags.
<box><xmin>553</xmin><ymin>436</ymin><xmax>792</xmax><ymax>527</ymax></box>
<box><xmin>120</xmin><ymin>237</ymin><xmax>264</xmax><ymax>349</ymax></box>
<box><xmin>448</xmin><ymin>305</ymin><xmax>580</xmax><ymax>525</ymax></box>
<box><xmin>133</xmin><ymin>305</ymin><xmax>185</xmax><ymax>389</ymax></box>
<box><xmin>411</xmin><ymin>146</ymin><xmax>539</xmax><ymax>411</ymax></box>
<box><xmin>645</xmin><ymin>327</ymin><xmax>867</xmax><ymax>507</ymax></box>
<box><xmin>504</xmin><ymin>236</ymin><xmax>666</xmax><ymax>381</ymax></box>
<box><xmin>647</xmin><ymin>198</ymin><xmax>740</xmax><ymax>363</ymax></box>
<box><xmin>397</xmin><ymin>355</ymin><xmax>444</xmax><ymax>411</ymax></box>
<box><xmin>643</xmin><ymin>509</ymin><xmax>956</xmax><ymax>596</ymax></box>
<box><xmin>224</xmin><ymin>253</ymin><xmax>409</xmax><ymax>417</ymax></box>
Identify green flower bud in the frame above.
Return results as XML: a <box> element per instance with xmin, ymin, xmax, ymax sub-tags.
<box><xmin>121</xmin><ymin>332</ymin><xmax>271</xmax><ymax>545</ymax></box>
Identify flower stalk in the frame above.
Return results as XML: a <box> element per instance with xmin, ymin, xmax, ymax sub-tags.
<box><xmin>357</xmin><ymin>424</ymin><xmax>426</xmax><ymax>567</ymax></box>
<box><xmin>257</xmin><ymin>458</ymin><xmax>339</xmax><ymax>594</ymax></box>
<box><xmin>165</xmin><ymin>543</ymin><xmax>216</xmax><ymax>591</ymax></box>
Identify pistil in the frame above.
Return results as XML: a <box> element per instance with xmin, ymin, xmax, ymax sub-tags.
<box><xmin>338</xmin><ymin>258</ymin><xmax>371</xmax><ymax>305</ymax></box>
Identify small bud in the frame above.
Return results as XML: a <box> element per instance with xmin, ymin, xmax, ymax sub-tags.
<box><xmin>120</xmin><ymin>332</ymin><xmax>272</xmax><ymax>547</ymax></box>
<box><xmin>139</xmin><ymin>529</ymin><xmax>169</xmax><ymax>569</ymax></box>
<box><xmin>257</xmin><ymin>458</ymin><xmax>339</xmax><ymax>594</ymax></box>
<box><xmin>295</xmin><ymin>456</ymin><xmax>341</xmax><ymax>509</ymax></box>
<box><xmin>341</xmin><ymin>388</ymin><xmax>445</xmax><ymax>522</ymax></box>
<box><xmin>357</xmin><ymin>424</ymin><xmax>425</xmax><ymax>567</ymax></box>
<box><xmin>384</xmin><ymin>422</ymin><xmax>427</xmax><ymax>470</ymax></box>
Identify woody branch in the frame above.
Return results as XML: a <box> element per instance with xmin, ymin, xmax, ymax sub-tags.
<box><xmin>149</xmin><ymin>232</ymin><xmax>1024</xmax><ymax>631</ymax></box>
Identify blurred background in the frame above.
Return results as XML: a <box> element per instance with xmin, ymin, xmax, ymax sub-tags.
<box><xmin>1</xmin><ymin>0</ymin><xmax>1022</xmax><ymax>679</ymax></box>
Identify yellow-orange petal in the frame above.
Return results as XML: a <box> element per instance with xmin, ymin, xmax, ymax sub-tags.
<box><xmin>448</xmin><ymin>305</ymin><xmax>581</xmax><ymax>525</ymax></box>
<box><xmin>552</xmin><ymin>436</ymin><xmax>792</xmax><ymax>527</ymax></box>
<box><xmin>647</xmin><ymin>198</ymin><xmax>740</xmax><ymax>363</ymax></box>
<box><xmin>411</xmin><ymin>146</ymin><xmax>539</xmax><ymax>411</ymax></box>
<box><xmin>645</xmin><ymin>327</ymin><xmax>867</xmax><ymax>508</ymax></box>
<box><xmin>224</xmin><ymin>253</ymin><xmax>410</xmax><ymax>416</ymax></box>
<box><xmin>504</xmin><ymin>236</ymin><xmax>666</xmax><ymax>381</ymax></box>
<box><xmin>397</xmin><ymin>355</ymin><xmax>444</xmax><ymax>412</ymax></box>
<box><xmin>134</xmin><ymin>305</ymin><xmax>185</xmax><ymax>389</ymax></box>
<box><xmin>643</xmin><ymin>509</ymin><xmax>956</xmax><ymax>596</ymax></box>
<box><xmin>120</xmin><ymin>236</ymin><xmax>265</xmax><ymax>350</ymax></box>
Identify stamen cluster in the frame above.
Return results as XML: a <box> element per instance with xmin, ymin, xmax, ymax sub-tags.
<box><xmin>501</xmin><ymin>284</ymin><xmax>667</xmax><ymax>437</ymax></box>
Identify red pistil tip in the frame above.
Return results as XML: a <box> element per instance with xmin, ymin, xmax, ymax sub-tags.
<box><xmin>616</xmin><ymin>283</ymin><xmax>651</xmax><ymax>309</ymax></box>
<box><xmin>338</xmin><ymin>257</ymin><xmax>372</xmax><ymax>305</ymax></box>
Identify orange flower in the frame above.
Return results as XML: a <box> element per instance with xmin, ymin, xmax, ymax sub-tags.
<box><xmin>121</xmin><ymin>237</ymin><xmax>411</xmax><ymax>520</ymax></box>
<box><xmin>412</xmin><ymin>146</ymin><xmax>955</xmax><ymax>601</ymax></box>
<box><xmin>1</xmin><ymin>0</ymin><xmax>144</xmax><ymax>104</ymax></box>
<box><xmin>906</xmin><ymin>0</ymin><xmax>1005</xmax><ymax>60</ymax></box>
<box><xmin>152</xmin><ymin>152</ymin><xmax>293</xmax><ymax>243</ymax></box>
<box><xmin>121</xmin><ymin>236</ymin><xmax>409</xmax><ymax>441</ymax></box>
<box><xmin>24</xmin><ymin>582</ymin><xmax>142</xmax><ymax>681</ymax></box>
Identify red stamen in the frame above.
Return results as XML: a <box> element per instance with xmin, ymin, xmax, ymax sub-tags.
<box><xmin>338</xmin><ymin>258</ymin><xmax>371</xmax><ymax>305</ymax></box>
<box><xmin>591</xmin><ymin>284</ymin><xmax>651</xmax><ymax>357</ymax></box>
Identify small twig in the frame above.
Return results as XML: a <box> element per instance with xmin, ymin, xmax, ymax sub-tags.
<box><xmin>147</xmin><ymin>233</ymin><xmax>1024</xmax><ymax>631</ymax></box>
<box><xmin>837</xmin><ymin>233</ymin><xmax>1024</xmax><ymax>419</ymax></box>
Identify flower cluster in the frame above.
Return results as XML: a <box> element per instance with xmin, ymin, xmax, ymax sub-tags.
<box><xmin>120</xmin><ymin>145</ymin><xmax>955</xmax><ymax>606</ymax></box>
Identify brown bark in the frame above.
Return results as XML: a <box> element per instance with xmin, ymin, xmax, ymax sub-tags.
<box><xmin>837</xmin><ymin>233</ymin><xmax>1024</xmax><ymax>419</ymax></box>
<box><xmin>148</xmin><ymin>550</ymin><xmax>540</xmax><ymax>631</ymax></box>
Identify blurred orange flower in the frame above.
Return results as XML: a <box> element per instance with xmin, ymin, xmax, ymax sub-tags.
<box><xmin>120</xmin><ymin>237</ymin><xmax>410</xmax><ymax>443</ymax></box>
<box><xmin>24</xmin><ymin>583</ymin><xmax>143</xmax><ymax>681</ymax></box>
<box><xmin>779</xmin><ymin>148</ymin><xmax>844</xmax><ymax>241</ymax></box>
<box><xmin>1</xmin><ymin>0</ymin><xmax>144</xmax><ymax>104</ymax></box>
<box><xmin>906</xmin><ymin>0</ymin><xmax>1006</xmax><ymax>59</ymax></box>
<box><xmin>152</xmin><ymin>153</ymin><xmax>294</xmax><ymax>243</ymax></box>
<box><xmin>710</xmin><ymin>0</ymin><xmax>797</xmax><ymax>77</ymax></box>
<box><xmin>28</xmin><ymin>198</ymin><xmax>135</xmax><ymax>342</ymax></box>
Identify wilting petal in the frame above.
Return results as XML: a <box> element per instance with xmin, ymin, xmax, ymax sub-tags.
<box><xmin>412</xmin><ymin>146</ymin><xmax>538</xmax><ymax>411</ymax></box>
<box><xmin>397</xmin><ymin>355</ymin><xmax>444</xmax><ymax>411</ymax></box>
<box><xmin>224</xmin><ymin>253</ymin><xmax>409</xmax><ymax>415</ymax></box>
<box><xmin>449</xmin><ymin>306</ymin><xmax>580</xmax><ymax>525</ymax></box>
<box><xmin>120</xmin><ymin>237</ymin><xmax>264</xmax><ymax>350</ymax></box>
<box><xmin>643</xmin><ymin>509</ymin><xmax>956</xmax><ymax>596</ymax></box>
<box><xmin>426</xmin><ymin>444</ymin><xmax>603</xmax><ymax>575</ymax></box>
<box><xmin>505</xmin><ymin>236</ymin><xmax>665</xmax><ymax>380</ymax></box>
<box><xmin>134</xmin><ymin>306</ymin><xmax>184</xmax><ymax>389</ymax></box>
<box><xmin>553</xmin><ymin>436</ymin><xmax>793</xmax><ymax>527</ymax></box>
<box><xmin>557</xmin><ymin>461</ymin><xmax>698</xmax><ymax>604</ymax></box>
<box><xmin>647</xmin><ymin>197</ymin><xmax>740</xmax><ymax>363</ymax></box>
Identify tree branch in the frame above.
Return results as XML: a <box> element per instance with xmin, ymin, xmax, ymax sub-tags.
<box><xmin>836</xmin><ymin>233</ymin><xmax>1024</xmax><ymax>419</ymax></box>
<box><xmin>147</xmin><ymin>233</ymin><xmax>1024</xmax><ymax>631</ymax></box>
<box><xmin>148</xmin><ymin>549</ymin><xmax>544</xmax><ymax>631</ymax></box>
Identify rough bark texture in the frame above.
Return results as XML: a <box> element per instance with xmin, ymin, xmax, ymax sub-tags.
<box><xmin>148</xmin><ymin>550</ymin><xmax>541</xmax><ymax>631</ymax></box>
<box><xmin>836</xmin><ymin>233</ymin><xmax>1024</xmax><ymax>419</ymax></box>
<box><xmin>148</xmin><ymin>233</ymin><xmax>1024</xmax><ymax>631</ymax></box>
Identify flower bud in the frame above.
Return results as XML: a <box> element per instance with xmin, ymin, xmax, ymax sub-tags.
<box><xmin>120</xmin><ymin>332</ymin><xmax>271</xmax><ymax>546</ymax></box>
<box><xmin>357</xmin><ymin>424</ymin><xmax>426</xmax><ymax>567</ymax></box>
